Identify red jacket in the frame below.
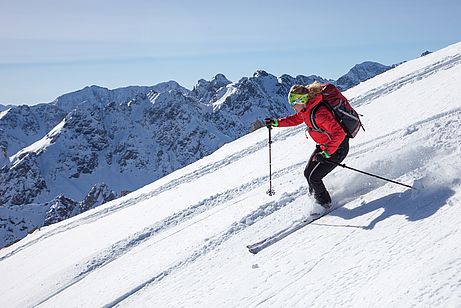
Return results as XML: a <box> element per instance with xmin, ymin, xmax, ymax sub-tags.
<box><xmin>278</xmin><ymin>93</ymin><xmax>346</xmax><ymax>155</ymax></box>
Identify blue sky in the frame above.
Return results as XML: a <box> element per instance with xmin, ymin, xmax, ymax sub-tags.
<box><xmin>1</xmin><ymin>0</ymin><xmax>460</xmax><ymax>105</ymax></box>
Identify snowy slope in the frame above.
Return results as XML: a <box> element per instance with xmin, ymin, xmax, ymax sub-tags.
<box><xmin>1</xmin><ymin>41</ymin><xmax>461</xmax><ymax>307</ymax></box>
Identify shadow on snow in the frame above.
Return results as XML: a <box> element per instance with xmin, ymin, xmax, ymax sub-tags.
<box><xmin>332</xmin><ymin>185</ymin><xmax>455</xmax><ymax>230</ymax></box>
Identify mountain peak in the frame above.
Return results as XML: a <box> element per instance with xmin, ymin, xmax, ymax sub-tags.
<box><xmin>213</xmin><ymin>73</ymin><xmax>230</xmax><ymax>82</ymax></box>
<box><xmin>336</xmin><ymin>61</ymin><xmax>392</xmax><ymax>90</ymax></box>
<box><xmin>253</xmin><ymin>70</ymin><xmax>269</xmax><ymax>78</ymax></box>
<box><xmin>192</xmin><ymin>74</ymin><xmax>232</xmax><ymax>104</ymax></box>
<box><xmin>421</xmin><ymin>50</ymin><xmax>432</xmax><ymax>57</ymax></box>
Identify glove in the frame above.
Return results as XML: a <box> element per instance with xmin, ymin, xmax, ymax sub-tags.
<box><xmin>314</xmin><ymin>150</ymin><xmax>331</xmax><ymax>163</ymax></box>
<box><xmin>264</xmin><ymin>118</ymin><xmax>278</xmax><ymax>128</ymax></box>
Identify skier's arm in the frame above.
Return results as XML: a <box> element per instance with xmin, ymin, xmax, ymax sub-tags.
<box><xmin>277</xmin><ymin>112</ymin><xmax>304</xmax><ymax>127</ymax></box>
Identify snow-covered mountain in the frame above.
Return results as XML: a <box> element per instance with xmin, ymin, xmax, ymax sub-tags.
<box><xmin>336</xmin><ymin>61</ymin><xmax>394</xmax><ymax>90</ymax></box>
<box><xmin>0</xmin><ymin>41</ymin><xmax>460</xmax><ymax>307</ymax></box>
<box><xmin>0</xmin><ymin>63</ymin><xmax>391</xmax><ymax>248</ymax></box>
<box><xmin>0</xmin><ymin>104</ymin><xmax>66</xmax><ymax>157</ymax></box>
<box><xmin>191</xmin><ymin>73</ymin><xmax>233</xmax><ymax>105</ymax></box>
<box><xmin>51</xmin><ymin>82</ymin><xmax>189</xmax><ymax>113</ymax></box>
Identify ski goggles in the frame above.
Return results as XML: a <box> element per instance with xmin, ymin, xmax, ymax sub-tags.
<box><xmin>288</xmin><ymin>92</ymin><xmax>309</xmax><ymax>106</ymax></box>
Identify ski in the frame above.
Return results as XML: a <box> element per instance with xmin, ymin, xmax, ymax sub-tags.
<box><xmin>246</xmin><ymin>205</ymin><xmax>339</xmax><ymax>254</ymax></box>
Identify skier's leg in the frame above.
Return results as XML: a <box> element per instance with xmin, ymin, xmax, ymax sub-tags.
<box><xmin>307</xmin><ymin>138</ymin><xmax>349</xmax><ymax>205</ymax></box>
<box><xmin>304</xmin><ymin>145</ymin><xmax>321</xmax><ymax>195</ymax></box>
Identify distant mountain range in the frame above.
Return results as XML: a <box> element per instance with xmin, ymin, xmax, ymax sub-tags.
<box><xmin>0</xmin><ymin>61</ymin><xmax>394</xmax><ymax>248</ymax></box>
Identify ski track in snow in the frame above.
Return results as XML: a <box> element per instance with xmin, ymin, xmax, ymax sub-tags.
<box><xmin>106</xmin><ymin>186</ymin><xmax>310</xmax><ymax>307</ymax></box>
<box><xmin>350</xmin><ymin>53</ymin><xmax>461</xmax><ymax>108</ymax></box>
<box><xmin>0</xmin><ymin>127</ymin><xmax>300</xmax><ymax>261</ymax></box>
<box><xmin>348</xmin><ymin>107</ymin><xmax>461</xmax><ymax>159</ymax></box>
<box><xmin>30</xmin><ymin>163</ymin><xmax>304</xmax><ymax>307</ymax></box>
<box><xmin>252</xmin><ymin>208</ymin><xmax>370</xmax><ymax>307</ymax></box>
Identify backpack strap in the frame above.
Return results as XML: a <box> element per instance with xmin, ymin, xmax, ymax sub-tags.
<box><xmin>309</xmin><ymin>101</ymin><xmax>333</xmax><ymax>134</ymax></box>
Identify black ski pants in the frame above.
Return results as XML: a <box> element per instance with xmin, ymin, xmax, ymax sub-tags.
<box><xmin>304</xmin><ymin>137</ymin><xmax>349</xmax><ymax>204</ymax></box>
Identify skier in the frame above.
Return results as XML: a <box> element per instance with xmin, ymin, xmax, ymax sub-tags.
<box><xmin>265</xmin><ymin>81</ymin><xmax>349</xmax><ymax>214</ymax></box>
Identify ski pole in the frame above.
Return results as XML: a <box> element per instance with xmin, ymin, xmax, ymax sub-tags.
<box><xmin>326</xmin><ymin>160</ymin><xmax>417</xmax><ymax>190</ymax></box>
<box><xmin>266</xmin><ymin>126</ymin><xmax>275</xmax><ymax>196</ymax></box>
